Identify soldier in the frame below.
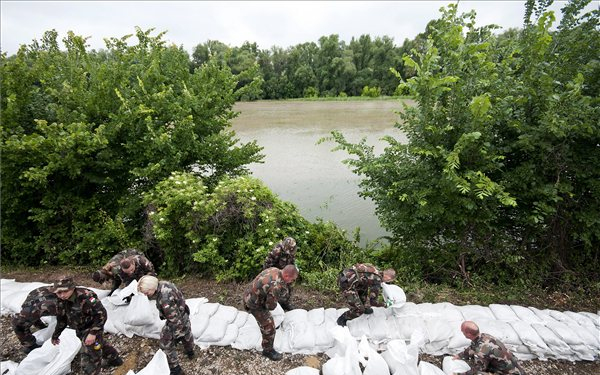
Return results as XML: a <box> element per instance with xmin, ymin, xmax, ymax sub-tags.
<box><xmin>138</xmin><ymin>275</ymin><xmax>194</xmax><ymax>375</ymax></box>
<box><xmin>451</xmin><ymin>321</ymin><xmax>526</xmax><ymax>375</ymax></box>
<box><xmin>118</xmin><ymin>253</ymin><xmax>156</xmax><ymax>288</ymax></box>
<box><xmin>243</xmin><ymin>264</ymin><xmax>299</xmax><ymax>361</ymax></box>
<box><xmin>336</xmin><ymin>263</ymin><xmax>396</xmax><ymax>326</ymax></box>
<box><xmin>51</xmin><ymin>276</ymin><xmax>123</xmax><ymax>375</ymax></box>
<box><xmin>12</xmin><ymin>285</ymin><xmax>60</xmax><ymax>353</ymax></box>
<box><xmin>263</xmin><ymin>236</ymin><xmax>298</xmax><ymax>311</ymax></box>
<box><xmin>91</xmin><ymin>248</ymin><xmax>144</xmax><ymax>295</ymax></box>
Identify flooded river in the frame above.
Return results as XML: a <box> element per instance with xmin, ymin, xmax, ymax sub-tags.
<box><xmin>231</xmin><ymin>99</ymin><xmax>409</xmax><ymax>244</ymax></box>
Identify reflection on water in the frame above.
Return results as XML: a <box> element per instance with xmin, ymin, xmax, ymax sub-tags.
<box><xmin>231</xmin><ymin>100</ymin><xmax>410</xmax><ymax>244</ymax></box>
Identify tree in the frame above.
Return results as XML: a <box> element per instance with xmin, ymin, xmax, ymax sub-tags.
<box><xmin>329</xmin><ymin>1</ymin><xmax>599</xmax><ymax>286</ymax></box>
<box><xmin>1</xmin><ymin>28</ymin><xmax>263</xmax><ymax>266</ymax></box>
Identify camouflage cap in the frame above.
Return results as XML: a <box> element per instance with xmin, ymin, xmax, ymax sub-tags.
<box><xmin>282</xmin><ymin>237</ymin><xmax>297</xmax><ymax>250</ymax></box>
<box><xmin>52</xmin><ymin>276</ymin><xmax>76</xmax><ymax>292</ymax></box>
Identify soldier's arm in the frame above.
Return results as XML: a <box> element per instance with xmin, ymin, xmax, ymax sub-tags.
<box><xmin>52</xmin><ymin>313</ymin><xmax>68</xmax><ymax>342</ymax></box>
<box><xmin>86</xmin><ymin>293</ymin><xmax>107</xmax><ymax>336</ymax></box>
<box><xmin>109</xmin><ymin>275</ymin><xmax>121</xmax><ymax>295</ymax></box>
<box><xmin>460</xmin><ymin>347</ymin><xmax>490</xmax><ymax>375</ymax></box>
<box><xmin>269</xmin><ymin>284</ymin><xmax>289</xmax><ymax>310</ymax></box>
<box><xmin>159</xmin><ymin>296</ymin><xmax>181</xmax><ymax>324</ymax></box>
<box><xmin>368</xmin><ymin>284</ymin><xmax>381</xmax><ymax>306</ymax></box>
<box><xmin>140</xmin><ymin>256</ymin><xmax>156</xmax><ymax>276</ymax></box>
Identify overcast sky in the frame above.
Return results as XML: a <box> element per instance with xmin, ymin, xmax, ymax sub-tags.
<box><xmin>1</xmin><ymin>1</ymin><xmax>595</xmax><ymax>55</ymax></box>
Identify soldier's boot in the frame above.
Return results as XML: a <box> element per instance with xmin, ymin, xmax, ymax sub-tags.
<box><xmin>336</xmin><ymin>315</ymin><xmax>348</xmax><ymax>327</ymax></box>
<box><xmin>185</xmin><ymin>349</ymin><xmax>195</xmax><ymax>359</ymax></box>
<box><xmin>280</xmin><ymin>301</ymin><xmax>295</xmax><ymax>312</ymax></box>
<box><xmin>170</xmin><ymin>365</ymin><xmax>184</xmax><ymax>375</ymax></box>
<box><xmin>33</xmin><ymin>319</ymin><xmax>48</xmax><ymax>329</ymax></box>
<box><xmin>22</xmin><ymin>342</ymin><xmax>41</xmax><ymax>354</ymax></box>
<box><xmin>364</xmin><ymin>307</ymin><xmax>374</xmax><ymax>314</ymax></box>
<box><xmin>101</xmin><ymin>356</ymin><xmax>124</xmax><ymax>368</ymax></box>
<box><xmin>262</xmin><ymin>349</ymin><xmax>283</xmax><ymax>361</ymax></box>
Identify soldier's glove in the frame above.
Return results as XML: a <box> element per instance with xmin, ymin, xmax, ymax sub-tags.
<box><xmin>122</xmin><ymin>293</ymin><xmax>134</xmax><ymax>304</ymax></box>
<box><xmin>185</xmin><ymin>304</ymin><xmax>190</xmax><ymax>315</ymax></box>
<box><xmin>364</xmin><ymin>307</ymin><xmax>374</xmax><ymax>314</ymax></box>
<box><xmin>159</xmin><ymin>312</ymin><xmax>165</xmax><ymax>320</ymax></box>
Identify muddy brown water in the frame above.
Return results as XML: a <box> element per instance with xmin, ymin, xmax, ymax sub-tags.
<box><xmin>231</xmin><ymin>99</ymin><xmax>411</xmax><ymax>244</ymax></box>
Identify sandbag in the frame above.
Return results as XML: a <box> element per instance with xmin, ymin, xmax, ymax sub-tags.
<box><xmin>489</xmin><ymin>304</ymin><xmax>519</xmax><ymax>322</ymax></box>
<box><xmin>1</xmin><ymin>360</ymin><xmax>18</xmax><ymax>375</ymax></box>
<box><xmin>381</xmin><ymin>338</ymin><xmax>419</xmax><ymax>375</ymax></box>
<box><xmin>15</xmin><ymin>328</ymin><xmax>80</xmax><ymax>375</ymax></box>
<box><xmin>419</xmin><ymin>361</ymin><xmax>447</xmax><ymax>375</ymax></box>
<box><xmin>125</xmin><ymin>349</ymin><xmax>170</xmax><ymax>375</ymax></box>
<box><xmin>285</xmin><ymin>366</ymin><xmax>320</xmax><ymax>375</ymax></box>
<box><xmin>124</xmin><ymin>294</ymin><xmax>156</xmax><ymax>326</ymax></box>
<box><xmin>359</xmin><ymin>336</ymin><xmax>390</xmax><ymax>375</ymax></box>
<box><xmin>442</xmin><ymin>356</ymin><xmax>470</xmax><ymax>375</ymax></box>
<box><xmin>382</xmin><ymin>283</ymin><xmax>406</xmax><ymax>308</ymax></box>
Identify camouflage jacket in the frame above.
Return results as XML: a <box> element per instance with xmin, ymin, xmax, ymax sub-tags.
<box><xmin>339</xmin><ymin>263</ymin><xmax>383</xmax><ymax>305</ymax></box>
<box><xmin>263</xmin><ymin>242</ymin><xmax>296</xmax><ymax>270</ymax></box>
<box><xmin>20</xmin><ymin>286</ymin><xmax>61</xmax><ymax>321</ymax></box>
<box><xmin>154</xmin><ymin>281</ymin><xmax>188</xmax><ymax>325</ymax></box>
<box><xmin>53</xmin><ymin>288</ymin><xmax>106</xmax><ymax>339</ymax></box>
<box><xmin>244</xmin><ymin>267</ymin><xmax>289</xmax><ymax>310</ymax></box>
<box><xmin>118</xmin><ymin>254</ymin><xmax>156</xmax><ymax>287</ymax></box>
<box><xmin>102</xmin><ymin>249</ymin><xmax>145</xmax><ymax>292</ymax></box>
<box><xmin>458</xmin><ymin>333</ymin><xmax>521</xmax><ymax>375</ymax></box>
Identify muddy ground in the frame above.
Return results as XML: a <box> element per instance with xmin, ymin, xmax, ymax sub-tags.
<box><xmin>1</xmin><ymin>267</ymin><xmax>599</xmax><ymax>375</ymax></box>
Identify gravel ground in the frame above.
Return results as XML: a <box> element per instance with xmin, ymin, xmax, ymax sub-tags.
<box><xmin>1</xmin><ymin>267</ymin><xmax>599</xmax><ymax>374</ymax></box>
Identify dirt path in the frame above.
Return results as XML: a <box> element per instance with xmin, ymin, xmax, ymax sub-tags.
<box><xmin>1</xmin><ymin>267</ymin><xmax>598</xmax><ymax>374</ymax></box>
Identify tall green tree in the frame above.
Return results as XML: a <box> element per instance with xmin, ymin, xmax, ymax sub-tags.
<box><xmin>329</xmin><ymin>1</ymin><xmax>599</xmax><ymax>286</ymax></box>
<box><xmin>1</xmin><ymin>28</ymin><xmax>263</xmax><ymax>266</ymax></box>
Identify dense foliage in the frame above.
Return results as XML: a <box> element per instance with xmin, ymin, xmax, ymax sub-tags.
<box><xmin>330</xmin><ymin>1</ymin><xmax>599</xmax><ymax>287</ymax></box>
<box><xmin>143</xmin><ymin>172</ymin><xmax>374</xmax><ymax>281</ymax></box>
<box><xmin>1</xmin><ymin>28</ymin><xmax>263</xmax><ymax>266</ymax></box>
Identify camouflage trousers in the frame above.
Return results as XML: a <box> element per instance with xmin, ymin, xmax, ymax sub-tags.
<box><xmin>340</xmin><ymin>288</ymin><xmax>369</xmax><ymax>321</ymax></box>
<box><xmin>247</xmin><ymin>308</ymin><xmax>275</xmax><ymax>351</ymax></box>
<box><xmin>76</xmin><ymin>330</ymin><xmax>119</xmax><ymax>375</ymax></box>
<box><xmin>12</xmin><ymin>313</ymin><xmax>47</xmax><ymax>349</ymax></box>
<box><xmin>160</xmin><ymin>316</ymin><xmax>194</xmax><ymax>369</ymax></box>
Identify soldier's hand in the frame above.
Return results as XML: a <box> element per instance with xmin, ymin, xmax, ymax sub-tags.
<box><xmin>122</xmin><ymin>293</ymin><xmax>134</xmax><ymax>304</ymax></box>
<box><xmin>84</xmin><ymin>333</ymin><xmax>96</xmax><ymax>346</ymax></box>
<box><xmin>52</xmin><ymin>338</ymin><xmax>60</xmax><ymax>345</ymax></box>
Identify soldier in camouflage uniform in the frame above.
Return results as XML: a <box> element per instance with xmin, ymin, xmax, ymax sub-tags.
<box><xmin>452</xmin><ymin>321</ymin><xmax>525</xmax><ymax>375</ymax></box>
<box><xmin>263</xmin><ymin>237</ymin><xmax>297</xmax><ymax>311</ymax></box>
<box><xmin>336</xmin><ymin>263</ymin><xmax>396</xmax><ymax>326</ymax></box>
<box><xmin>243</xmin><ymin>264</ymin><xmax>299</xmax><ymax>361</ymax></box>
<box><xmin>12</xmin><ymin>285</ymin><xmax>60</xmax><ymax>353</ymax></box>
<box><xmin>138</xmin><ymin>275</ymin><xmax>194</xmax><ymax>375</ymax></box>
<box><xmin>118</xmin><ymin>254</ymin><xmax>156</xmax><ymax>288</ymax></box>
<box><xmin>91</xmin><ymin>248</ymin><xmax>144</xmax><ymax>295</ymax></box>
<box><xmin>51</xmin><ymin>276</ymin><xmax>123</xmax><ymax>375</ymax></box>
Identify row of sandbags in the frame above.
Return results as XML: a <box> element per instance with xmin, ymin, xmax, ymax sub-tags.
<box><xmin>1</xmin><ymin>279</ymin><xmax>599</xmax><ymax>375</ymax></box>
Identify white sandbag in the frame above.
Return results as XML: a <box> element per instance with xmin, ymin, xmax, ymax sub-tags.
<box><xmin>347</xmin><ymin>314</ymin><xmax>370</xmax><ymax>338</ymax></box>
<box><xmin>430</xmin><ymin>303</ymin><xmax>464</xmax><ymax>322</ymax></box>
<box><xmin>286</xmin><ymin>318</ymin><xmax>316</xmax><ymax>352</ymax></box>
<box><xmin>419</xmin><ymin>361</ymin><xmax>447</xmax><ymax>375</ymax></box>
<box><xmin>459</xmin><ymin>305</ymin><xmax>495</xmax><ymax>321</ymax></box>
<box><xmin>568</xmin><ymin>344</ymin><xmax>597</xmax><ymax>361</ymax></box>
<box><xmin>392</xmin><ymin>316</ymin><xmax>426</xmax><ymax>340</ymax></box>
<box><xmin>125</xmin><ymin>349</ymin><xmax>170</xmax><ymax>375</ymax></box>
<box><xmin>546</xmin><ymin>321</ymin><xmax>585</xmax><ymax>346</ymax></box>
<box><xmin>566</xmin><ymin>323</ymin><xmax>600</xmax><ymax>348</ymax></box>
<box><xmin>282</xmin><ymin>309</ymin><xmax>309</xmax><ymax>329</ymax></box>
<box><xmin>274</xmin><ymin>328</ymin><xmax>293</xmax><ymax>353</ymax></box>
<box><xmin>447</xmin><ymin>328</ymin><xmax>471</xmax><ymax>351</ymax></box>
<box><xmin>213</xmin><ymin>323</ymin><xmax>239</xmax><ymax>346</ymax></box>
<box><xmin>1</xmin><ymin>360</ymin><xmax>18</xmax><ymax>375</ymax></box>
<box><xmin>509</xmin><ymin>321</ymin><xmax>550</xmax><ymax>356</ymax></box>
<box><xmin>15</xmin><ymin>328</ymin><xmax>80</xmax><ymax>375</ymax></box>
<box><xmin>105</xmin><ymin>281</ymin><xmax>138</xmax><ymax>306</ymax></box>
<box><xmin>564</xmin><ymin>311</ymin><xmax>597</xmax><ymax>328</ymax></box>
<box><xmin>231</xmin><ymin>315</ymin><xmax>262</xmax><ymax>351</ymax></box>
<box><xmin>366</xmin><ymin>307</ymin><xmax>393</xmax><ymax>342</ymax></box>
<box><xmin>286</xmin><ymin>366</ymin><xmax>320</xmax><ymax>375</ymax></box>
<box><xmin>307</xmin><ymin>307</ymin><xmax>325</xmax><ymax>326</ymax></box>
<box><xmin>322</xmin><ymin>356</ymin><xmax>361</xmax><ymax>375</ymax></box>
<box><xmin>442</xmin><ymin>356</ymin><xmax>470</xmax><ymax>375</ymax></box>
<box><xmin>477</xmin><ymin>319</ymin><xmax>522</xmax><ymax>346</ymax></box>
<box><xmin>190</xmin><ymin>311</ymin><xmax>210</xmax><ymax>338</ymax></box>
<box><xmin>85</xmin><ymin>287</ymin><xmax>111</xmax><ymax>300</ymax></box>
<box><xmin>489</xmin><ymin>304</ymin><xmax>520</xmax><ymax>322</ymax></box>
<box><xmin>232</xmin><ymin>310</ymin><xmax>250</xmax><ymax>327</ymax></box>
<box><xmin>197</xmin><ymin>302</ymin><xmax>220</xmax><ymax>317</ymax></box>
<box><xmin>532</xmin><ymin>323</ymin><xmax>573</xmax><ymax>357</ymax></box>
<box><xmin>198</xmin><ymin>315</ymin><xmax>229</xmax><ymax>342</ymax></box>
<box><xmin>124</xmin><ymin>294</ymin><xmax>157</xmax><ymax>326</ymax></box>
<box><xmin>33</xmin><ymin>317</ymin><xmax>57</xmax><ymax>344</ymax></box>
<box><xmin>381</xmin><ymin>338</ymin><xmax>419</xmax><ymax>375</ymax></box>
<box><xmin>362</xmin><ymin>345</ymin><xmax>390</xmax><ymax>375</ymax></box>
<box><xmin>272</xmin><ymin>303</ymin><xmax>285</xmax><ymax>328</ymax></box>
<box><xmin>579</xmin><ymin>312</ymin><xmax>600</xmax><ymax>327</ymax></box>
<box><xmin>214</xmin><ymin>304</ymin><xmax>239</xmax><ymax>324</ymax></box>
<box><xmin>529</xmin><ymin>307</ymin><xmax>558</xmax><ymax>325</ymax></box>
<box><xmin>510</xmin><ymin>305</ymin><xmax>545</xmax><ymax>324</ymax></box>
<box><xmin>2</xmin><ymin>291</ymin><xmax>31</xmax><ymax>315</ymax></box>
<box><xmin>185</xmin><ymin>297</ymin><xmax>209</xmax><ymax>315</ymax></box>
<box><xmin>322</xmin><ymin>326</ymin><xmax>362</xmax><ymax>375</ymax></box>
<box><xmin>548</xmin><ymin>309</ymin><xmax>579</xmax><ymax>325</ymax></box>
<box><xmin>424</xmin><ymin>318</ymin><xmax>455</xmax><ymax>344</ymax></box>
<box><xmin>382</xmin><ymin>283</ymin><xmax>406</xmax><ymax>308</ymax></box>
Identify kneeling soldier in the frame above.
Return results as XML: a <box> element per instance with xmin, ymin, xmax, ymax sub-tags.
<box><xmin>51</xmin><ymin>276</ymin><xmax>123</xmax><ymax>375</ymax></box>
<box><xmin>12</xmin><ymin>285</ymin><xmax>60</xmax><ymax>353</ymax></box>
<box><xmin>138</xmin><ymin>275</ymin><xmax>194</xmax><ymax>375</ymax></box>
